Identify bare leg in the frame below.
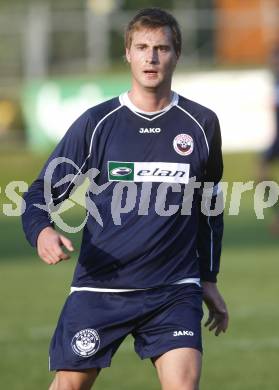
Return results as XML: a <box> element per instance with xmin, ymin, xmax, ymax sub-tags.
<box><xmin>49</xmin><ymin>368</ymin><xmax>100</xmax><ymax>390</ymax></box>
<box><xmin>153</xmin><ymin>348</ymin><xmax>202</xmax><ymax>390</ymax></box>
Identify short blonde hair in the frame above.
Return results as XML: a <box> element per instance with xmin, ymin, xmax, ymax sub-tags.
<box><xmin>125</xmin><ymin>8</ymin><xmax>181</xmax><ymax>57</ymax></box>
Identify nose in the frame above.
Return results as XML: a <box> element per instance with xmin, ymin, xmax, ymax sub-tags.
<box><xmin>145</xmin><ymin>48</ymin><xmax>158</xmax><ymax>64</ymax></box>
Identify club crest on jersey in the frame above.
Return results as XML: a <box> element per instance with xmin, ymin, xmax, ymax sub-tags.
<box><xmin>71</xmin><ymin>328</ymin><xmax>100</xmax><ymax>357</ymax></box>
<box><xmin>173</xmin><ymin>134</ymin><xmax>194</xmax><ymax>156</ymax></box>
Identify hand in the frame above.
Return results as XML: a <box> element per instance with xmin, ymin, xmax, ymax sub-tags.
<box><xmin>202</xmin><ymin>281</ymin><xmax>229</xmax><ymax>336</ymax></box>
<box><xmin>37</xmin><ymin>226</ymin><xmax>74</xmax><ymax>265</ymax></box>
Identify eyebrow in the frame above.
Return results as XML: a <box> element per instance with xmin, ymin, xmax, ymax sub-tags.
<box><xmin>134</xmin><ymin>43</ymin><xmax>171</xmax><ymax>49</ymax></box>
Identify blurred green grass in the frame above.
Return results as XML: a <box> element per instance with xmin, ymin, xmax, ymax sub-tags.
<box><xmin>0</xmin><ymin>150</ymin><xmax>279</xmax><ymax>389</ymax></box>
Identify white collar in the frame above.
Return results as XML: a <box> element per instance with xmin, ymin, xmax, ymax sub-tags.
<box><xmin>119</xmin><ymin>91</ymin><xmax>179</xmax><ymax>115</ymax></box>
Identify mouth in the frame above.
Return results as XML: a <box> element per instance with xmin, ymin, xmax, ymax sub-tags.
<box><xmin>143</xmin><ymin>70</ymin><xmax>158</xmax><ymax>75</ymax></box>
<box><xmin>143</xmin><ymin>70</ymin><xmax>159</xmax><ymax>80</ymax></box>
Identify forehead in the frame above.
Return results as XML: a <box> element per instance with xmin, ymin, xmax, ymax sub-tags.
<box><xmin>130</xmin><ymin>26</ymin><xmax>174</xmax><ymax>46</ymax></box>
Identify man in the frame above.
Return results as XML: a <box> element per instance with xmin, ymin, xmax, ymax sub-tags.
<box><xmin>258</xmin><ymin>41</ymin><xmax>279</xmax><ymax>235</ymax></box>
<box><xmin>22</xmin><ymin>8</ymin><xmax>228</xmax><ymax>390</ymax></box>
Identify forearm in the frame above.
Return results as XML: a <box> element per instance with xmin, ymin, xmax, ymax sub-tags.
<box><xmin>22</xmin><ymin>179</ymin><xmax>54</xmax><ymax>247</ymax></box>
<box><xmin>197</xmin><ymin>208</ymin><xmax>224</xmax><ymax>283</ymax></box>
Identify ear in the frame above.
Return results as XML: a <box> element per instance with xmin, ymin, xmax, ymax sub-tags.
<box><xmin>125</xmin><ymin>47</ymin><xmax>131</xmax><ymax>63</ymax></box>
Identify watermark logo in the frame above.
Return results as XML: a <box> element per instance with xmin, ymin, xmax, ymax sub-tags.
<box><xmin>1</xmin><ymin>157</ymin><xmax>279</xmax><ymax>236</ymax></box>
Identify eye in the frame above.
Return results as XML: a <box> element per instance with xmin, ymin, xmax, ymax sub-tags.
<box><xmin>159</xmin><ymin>46</ymin><xmax>170</xmax><ymax>52</ymax></box>
<box><xmin>136</xmin><ymin>45</ymin><xmax>146</xmax><ymax>51</ymax></box>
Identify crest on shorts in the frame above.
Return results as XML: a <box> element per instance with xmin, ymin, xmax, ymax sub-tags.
<box><xmin>173</xmin><ymin>134</ymin><xmax>194</xmax><ymax>156</ymax></box>
<box><xmin>71</xmin><ymin>328</ymin><xmax>100</xmax><ymax>357</ymax></box>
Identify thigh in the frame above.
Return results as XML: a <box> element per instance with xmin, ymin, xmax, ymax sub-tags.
<box><xmin>49</xmin><ymin>368</ymin><xmax>99</xmax><ymax>390</ymax></box>
<box><xmin>153</xmin><ymin>348</ymin><xmax>202</xmax><ymax>390</ymax></box>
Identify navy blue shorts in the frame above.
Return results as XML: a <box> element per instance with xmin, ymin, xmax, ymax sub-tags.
<box><xmin>49</xmin><ymin>283</ymin><xmax>203</xmax><ymax>370</ymax></box>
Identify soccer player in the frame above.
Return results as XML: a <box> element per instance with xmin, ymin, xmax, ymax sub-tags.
<box><xmin>22</xmin><ymin>8</ymin><xmax>228</xmax><ymax>390</ymax></box>
<box><xmin>258</xmin><ymin>41</ymin><xmax>279</xmax><ymax>235</ymax></box>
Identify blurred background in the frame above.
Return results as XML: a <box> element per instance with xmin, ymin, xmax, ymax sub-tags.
<box><xmin>0</xmin><ymin>1</ymin><xmax>279</xmax><ymax>389</ymax></box>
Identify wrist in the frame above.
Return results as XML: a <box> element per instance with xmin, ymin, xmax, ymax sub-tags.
<box><xmin>36</xmin><ymin>225</ymin><xmax>55</xmax><ymax>244</ymax></box>
<box><xmin>201</xmin><ymin>281</ymin><xmax>218</xmax><ymax>291</ymax></box>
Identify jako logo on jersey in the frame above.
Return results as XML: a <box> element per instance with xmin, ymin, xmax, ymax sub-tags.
<box><xmin>71</xmin><ymin>328</ymin><xmax>100</xmax><ymax>357</ymax></box>
<box><xmin>173</xmin><ymin>134</ymin><xmax>194</xmax><ymax>156</ymax></box>
<box><xmin>108</xmin><ymin>161</ymin><xmax>190</xmax><ymax>184</ymax></box>
<box><xmin>139</xmin><ymin>127</ymin><xmax>161</xmax><ymax>134</ymax></box>
<box><xmin>110</xmin><ymin>167</ymin><xmax>132</xmax><ymax>177</ymax></box>
<box><xmin>173</xmin><ymin>330</ymin><xmax>194</xmax><ymax>337</ymax></box>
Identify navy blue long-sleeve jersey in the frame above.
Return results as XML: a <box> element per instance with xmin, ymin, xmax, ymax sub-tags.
<box><xmin>22</xmin><ymin>92</ymin><xmax>224</xmax><ymax>290</ymax></box>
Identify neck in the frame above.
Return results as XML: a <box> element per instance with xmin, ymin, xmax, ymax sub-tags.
<box><xmin>128</xmin><ymin>85</ymin><xmax>173</xmax><ymax>112</ymax></box>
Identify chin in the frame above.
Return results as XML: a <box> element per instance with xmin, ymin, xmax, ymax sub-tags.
<box><xmin>144</xmin><ymin>81</ymin><xmax>160</xmax><ymax>88</ymax></box>
<box><xmin>142</xmin><ymin>79</ymin><xmax>162</xmax><ymax>89</ymax></box>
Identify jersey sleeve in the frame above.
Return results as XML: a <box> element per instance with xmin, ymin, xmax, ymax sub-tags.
<box><xmin>21</xmin><ymin>110</ymin><xmax>92</xmax><ymax>247</ymax></box>
<box><xmin>197</xmin><ymin>114</ymin><xmax>224</xmax><ymax>283</ymax></box>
